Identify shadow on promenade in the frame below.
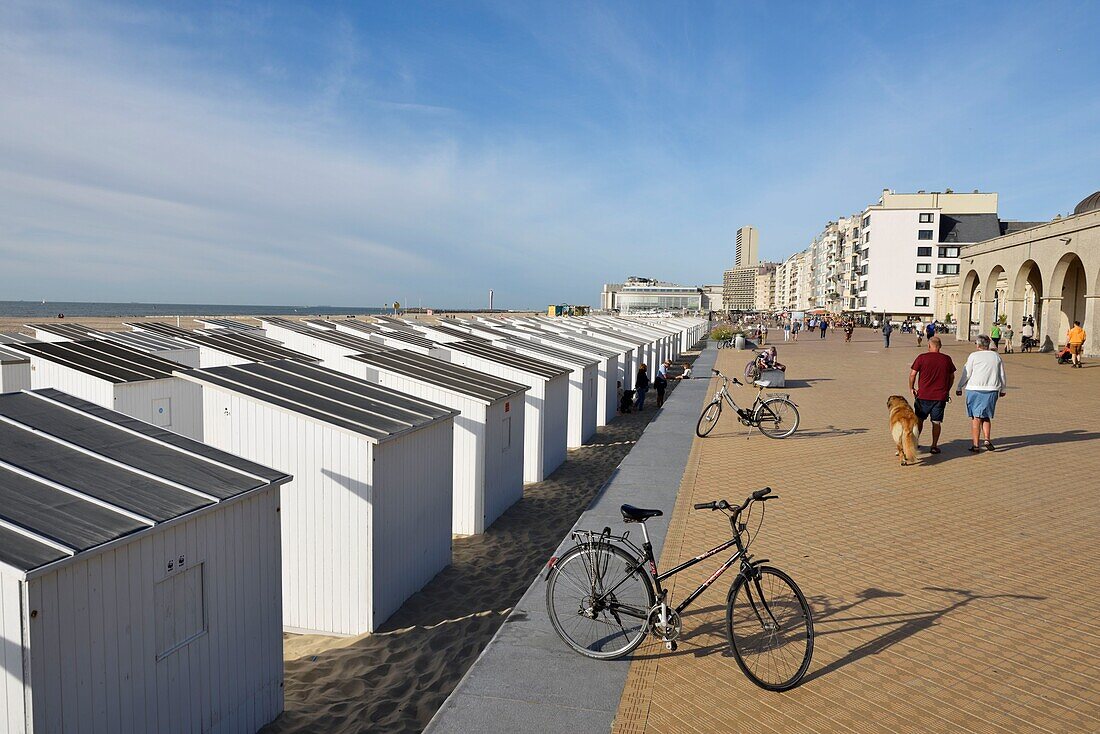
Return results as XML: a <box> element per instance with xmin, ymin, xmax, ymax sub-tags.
<box><xmin>928</xmin><ymin>429</ymin><xmax>1100</xmax><ymax>459</ymax></box>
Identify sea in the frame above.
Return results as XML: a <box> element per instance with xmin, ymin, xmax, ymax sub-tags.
<box><xmin>0</xmin><ymin>301</ymin><xmax>391</xmax><ymax>319</ymax></box>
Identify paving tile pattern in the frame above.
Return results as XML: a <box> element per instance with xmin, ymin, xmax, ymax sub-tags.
<box><xmin>615</xmin><ymin>328</ymin><xmax>1100</xmax><ymax>734</ymax></box>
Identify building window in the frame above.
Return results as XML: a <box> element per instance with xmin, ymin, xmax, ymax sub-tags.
<box><xmin>865</xmin><ymin>231</ymin><xmax>871</xmax><ymax>243</ymax></box>
<box><xmin>918</xmin><ymin>229</ymin><xmax>934</xmax><ymax>240</ymax></box>
<box><xmin>937</xmin><ymin>263</ymin><xmax>960</xmax><ymax>275</ymax></box>
<box><xmin>859</xmin><ymin>297</ymin><xmax>867</xmax><ymax>307</ymax></box>
<box><xmin>917</xmin><ymin>247</ymin><xmax>932</xmax><ymax>257</ymax></box>
<box><xmin>915</xmin><ymin>280</ymin><xmax>931</xmax><ymax>290</ymax></box>
<box><xmin>917</xmin><ymin>263</ymin><xmax>931</xmax><ymax>273</ymax></box>
<box><xmin>860</xmin><ymin>264</ymin><xmax>868</xmax><ymax>276</ymax></box>
<box><xmin>862</xmin><ymin>215</ymin><xmax>870</xmax><ymax>228</ymax></box>
<box><xmin>919</xmin><ymin>213</ymin><xmax>934</xmax><ymax>223</ymax></box>
<box><xmin>914</xmin><ymin>297</ymin><xmax>930</xmax><ymax>307</ymax></box>
<box><xmin>938</xmin><ymin>246</ymin><xmax>960</xmax><ymax>258</ymax></box>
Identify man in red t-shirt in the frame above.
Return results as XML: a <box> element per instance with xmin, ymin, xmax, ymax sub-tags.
<box><xmin>908</xmin><ymin>336</ymin><xmax>956</xmax><ymax>454</ymax></box>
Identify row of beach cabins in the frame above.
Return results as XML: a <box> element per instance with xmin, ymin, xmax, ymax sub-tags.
<box><xmin>0</xmin><ymin>313</ymin><xmax>705</xmax><ymax>734</ymax></box>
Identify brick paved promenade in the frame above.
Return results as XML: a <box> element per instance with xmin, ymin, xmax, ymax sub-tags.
<box><xmin>615</xmin><ymin>327</ymin><xmax>1100</xmax><ymax>734</ymax></box>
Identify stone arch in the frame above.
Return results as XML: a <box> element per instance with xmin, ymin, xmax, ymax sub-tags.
<box><xmin>986</xmin><ymin>264</ymin><xmax>1006</xmax><ymax>325</ymax></box>
<box><xmin>957</xmin><ymin>269</ymin><xmax>981</xmax><ymax>340</ymax></box>
<box><xmin>1011</xmin><ymin>259</ymin><xmax>1043</xmax><ymax>335</ymax></box>
<box><xmin>1043</xmin><ymin>253</ymin><xmax>1088</xmax><ymax>349</ymax></box>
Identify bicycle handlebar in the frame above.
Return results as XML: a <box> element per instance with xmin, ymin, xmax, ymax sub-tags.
<box><xmin>710</xmin><ymin>369</ymin><xmax>742</xmax><ymax>386</ymax></box>
<box><xmin>693</xmin><ymin>487</ymin><xmax>777</xmax><ymax>514</ymax></box>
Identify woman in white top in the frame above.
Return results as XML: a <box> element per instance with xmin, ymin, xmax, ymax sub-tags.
<box><xmin>955</xmin><ymin>335</ymin><xmax>1008</xmax><ymax>452</ymax></box>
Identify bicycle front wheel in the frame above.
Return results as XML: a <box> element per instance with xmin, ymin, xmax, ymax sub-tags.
<box><xmin>546</xmin><ymin>544</ymin><xmax>654</xmax><ymax>660</ymax></box>
<box><xmin>755</xmin><ymin>398</ymin><xmax>799</xmax><ymax>439</ymax></box>
<box><xmin>726</xmin><ymin>566</ymin><xmax>814</xmax><ymax>691</ymax></box>
<box><xmin>696</xmin><ymin>401</ymin><xmax>722</xmax><ymax>437</ymax></box>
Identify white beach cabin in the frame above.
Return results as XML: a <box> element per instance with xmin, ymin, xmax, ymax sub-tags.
<box><xmin>0</xmin><ymin>346</ymin><xmax>31</xmax><ymax>393</ymax></box>
<box><xmin>257</xmin><ymin>317</ymin><xmax>389</xmax><ymax>373</ymax></box>
<box><xmin>24</xmin><ymin>322</ymin><xmax>202</xmax><ymax>367</ymax></box>
<box><xmin>434</xmin><ymin>339</ymin><xmax>570</xmax><ymax>483</ymax></box>
<box><xmin>342</xmin><ymin>349</ymin><xmax>527</xmax><ymax>535</ymax></box>
<box><xmin>0</xmin><ymin>388</ymin><xmax>290</xmax><ymax>734</ymax></box>
<box><xmin>11</xmin><ymin>339</ymin><xmax>204</xmax><ymax>441</ymax></box>
<box><xmin>133</xmin><ymin>322</ymin><xmax>320</xmax><ymax>369</ymax></box>
<box><xmin>493</xmin><ymin>336</ymin><xmax>598</xmax><ymax>448</ymax></box>
<box><xmin>177</xmin><ymin>360</ymin><xmax>457</xmax><ymax>635</ymax></box>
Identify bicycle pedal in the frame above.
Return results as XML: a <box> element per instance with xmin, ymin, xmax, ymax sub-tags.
<box><xmin>665</xmin><ymin>641</ymin><xmax>677</xmax><ymax>652</ymax></box>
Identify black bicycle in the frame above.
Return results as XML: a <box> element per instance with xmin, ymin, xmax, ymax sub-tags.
<box><xmin>696</xmin><ymin>369</ymin><xmax>799</xmax><ymax>439</ymax></box>
<box><xmin>544</xmin><ymin>488</ymin><xmax>814</xmax><ymax>691</ymax></box>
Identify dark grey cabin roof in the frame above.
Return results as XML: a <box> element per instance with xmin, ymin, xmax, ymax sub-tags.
<box><xmin>370</xmin><ymin>329</ymin><xmax>437</xmax><ymax>349</ymax></box>
<box><xmin>0</xmin><ymin>346</ymin><xmax>29</xmax><ymax>365</ymax></box>
<box><xmin>25</xmin><ymin>322</ymin><xmax>99</xmax><ymax>340</ymax></box>
<box><xmin>10</xmin><ymin>340</ymin><xmax>183</xmax><ymax>383</ymax></box>
<box><xmin>444</xmin><ymin>340</ymin><xmax>570</xmax><ymax>380</ymax></box>
<box><xmin>420</xmin><ymin>321</ymin><xmax>491</xmax><ymax>342</ymax></box>
<box><xmin>178</xmin><ymin>360</ymin><xmax>456</xmax><ymax>441</ymax></box>
<box><xmin>938</xmin><ymin>214</ymin><xmax>1003</xmax><ymax>244</ymax></box>
<box><xmin>0</xmin><ymin>389</ymin><xmax>289</xmax><ymax>575</ymax></box>
<box><xmin>195</xmin><ymin>317</ymin><xmax>261</xmax><ymax>331</ymax></box>
<box><xmin>349</xmin><ymin>349</ymin><xmax>527</xmax><ymax>403</ymax></box>
<box><xmin>514</xmin><ymin>328</ymin><xmax>620</xmax><ymax>358</ymax></box>
<box><xmin>103</xmin><ymin>330</ymin><xmax>196</xmax><ymax>353</ymax></box>
<box><xmin>332</xmin><ymin>320</ymin><xmax>383</xmax><ymax>334</ymax></box>
<box><xmin>262</xmin><ymin>318</ymin><xmax>387</xmax><ymax>354</ymax></box>
<box><xmin>579</xmin><ymin>325</ymin><xmax>649</xmax><ymax>346</ymax></box>
<box><xmin>498</xmin><ymin>336</ymin><xmax>599</xmax><ymax>368</ymax></box>
<box><xmin>371</xmin><ymin>315</ymin><xmax>420</xmax><ymax>332</ymax></box>
<box><xmin>0</xmin><ymin>333</ymin><xmax>39</xmax><ymax>345</ymax></box>
<box><xmin>134</xmin><ymin>322</ymin><xmax>320</xmax><ymax>363</ymax></box>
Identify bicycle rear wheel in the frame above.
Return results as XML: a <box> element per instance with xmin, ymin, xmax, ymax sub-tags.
<box><xmin>546</xmin><ymin>544</ymin><xmax>654</xmax><ymax>660</ymax></box>
<box><xmin>755</xmin><ymin>398</ymin><xmax>799</xmax><ymax>438</ymax></box>
<box><xmin>726</xmin><ymin>566</ymin><xmax>813</xmax><ymax>691</ymax></box>
<box><xmin>696</xmin><ymin>401</ymin><xmax>722</xmax><ymax>437</ymax></box>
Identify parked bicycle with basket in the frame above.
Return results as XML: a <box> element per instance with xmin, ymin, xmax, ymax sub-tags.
<box><xmin>544</xmin><ymin>488</ymin><xmax>814</xmax><ymax>691</ymax></box>
<box><xmin>696</xmin><ymin>369</ymin><xmax>799</xmax><ymax>438</ymax></box>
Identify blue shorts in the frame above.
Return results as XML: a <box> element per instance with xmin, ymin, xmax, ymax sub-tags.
<box><xmin>914</xmin><ymin>399</ymin><xmax>946</xmax><ymax>423</ymax></box>
<box><xmin>965</xmin><ymin>390</ymin><xmax>999</xmax><ymax>419</ymax></box>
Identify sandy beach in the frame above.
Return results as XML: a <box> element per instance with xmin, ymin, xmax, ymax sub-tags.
<box><xmin>261</xmin><ymin>349</ymin><xmax>701</xmax><ymax>734</ymax></box>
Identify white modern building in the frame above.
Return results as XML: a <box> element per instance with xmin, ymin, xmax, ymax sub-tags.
<box><xmin>600</xmin><ymin>278</ymin><xmax>705</xmax><ymax>314</ymax></box>
<box><xmin>0</xmin><ymin>388</ymin><xmax>290</xmax><ymax>734</ymax></box>
<box><xmin>180</xmin><ymin>359</ymin><xmax>457</xmax><ymax>635</ymax></box>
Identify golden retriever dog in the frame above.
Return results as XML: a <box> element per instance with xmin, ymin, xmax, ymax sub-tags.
<box><xmin>887</xmin><ymin>395</ymin><xmax>919</xmax><ymax>466</ymax></box>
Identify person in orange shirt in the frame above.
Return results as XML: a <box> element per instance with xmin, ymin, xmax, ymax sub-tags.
<box><xmin>1067</xmin><ymin>321</ymin><xmax>1087</xmax><ymax>368</ymax></box>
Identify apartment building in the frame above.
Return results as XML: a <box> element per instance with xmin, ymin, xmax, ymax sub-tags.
<box><xmin>856</xmin><ymin>190</ymin><xmax>1001</xmax><ymax>319</ymax></box>
<box><xmin>753</xmin><ymin>263</ymin><xmax>779</xmax><ymax>312</ymax></box>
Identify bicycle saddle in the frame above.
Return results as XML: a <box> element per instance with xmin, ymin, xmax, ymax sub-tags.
<box><xmin>620</xmin><ymin>504</ymin><xmax>663</xmax><ymax>523</ymax></box>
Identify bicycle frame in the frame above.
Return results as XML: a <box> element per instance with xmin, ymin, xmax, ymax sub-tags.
<box><xmin>712</xmin><ymin>379</ymin><xmax>765</xmax><ymax>417</ymax></box>
<box><xmin>597</xmin><ymin>519</ymin><xmax>760</xmax><ymax>619</ymax></box>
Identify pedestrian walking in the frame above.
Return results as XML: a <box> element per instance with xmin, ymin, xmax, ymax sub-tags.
<box><xmin>1020</xmin><ymin>319</ymin><xmax>1035</xmax><ymax>351</ymax></box>
<box><xmin>990</xmin><ymin>323</ymin><xmax>1002</xmax><ymax>352</ymax></box>
<box><xmin>925</xmin><ymin>321</ymin><xmax>936</xmax><ymax>341</ymax></box>
<box><xmin>760</xmin><ymin>325</ymin><xmax>768</xmax><ymax>346</ymax></box>
<box><xmin>819</xmin><ymin>320</ymin><xmax>829</xmax><ymax>339</ymax></box>
<box><xmin>955</xmin><ymin>335</ymin><xmax>1007</xmax><ymax>452</ymax></box>
<box><xmin>634</xmin><ymin>363</ymin><xmax>650</xmax><ymax>411</ymax></box>
<box><xmin>1067</xmin><ymin>320</ymin><xmax>1087</xmax><ymax>368</ymax></box>
<box><xmin>1003</xmin><ymin>324</ymin><xmax>1014</xmax><ymax>353</ymax></box>
<box><xmin>844</xmin><ymin>321</ymin><xmax>854</xmax><ymax>343</ymax></box>
<box><xmin>655</xmin><ymin>360</ymin><xmax>670</xmax><ymax>407</ymax></box>
<box><xmin>882</xmin><ymin>319</ymin><xmax>893</xmax><ymax>348</ymax></box>
<box><xmin>916</xmin><ymin>323</ymin><xmax>924</xmax><ymax>347</ymax></box>
<box><xmin>909</xmin><ymin>336</ymin><xmax>956</xmax><ymax>454</ymax></box>
<box><xmin>783</xmin><ymin>321</ymin><xmax>791</xmax><ymax>342</ymax></box>
<box><xmin>792</xmin><ymin>320</ymin><xmax>800</xmax><ymax>342</ymax></box>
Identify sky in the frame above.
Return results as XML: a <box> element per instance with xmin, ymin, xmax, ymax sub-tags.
<box><xmin>1</xmin><ymin>1</ymin><xmax>1098</xmax><ymax>309</ymax></box>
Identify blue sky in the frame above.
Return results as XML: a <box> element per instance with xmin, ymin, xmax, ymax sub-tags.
<box><xmin>1</xmin><ymin>1</ymin><xmax>1098</xmax><ymax>309</ymax></box>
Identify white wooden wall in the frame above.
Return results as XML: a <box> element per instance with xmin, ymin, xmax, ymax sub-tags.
<box><xmin>115</xmin><ymin>379</ymin><xmax>204</xmax><ymax>442</ymax></box>
<box><xmin>0</xmin><ymin>363</ymin><xmax>31</xmax><ymax>394</ymax></box>
<box><xmin>481</xmin><ymin>398</ymin><xmax>525</xmax><ymax>529</ymax></box>
<box><xmin>370</xmin><ymin>420</ymin><xmax>453</xmax><ymax>628</ymax></box>
<box><xmin>24</xmin><ymin>489</ymin><xmax>282</xmax><ymax>734</ymax></box>
<box><xmin>198</xmin><ymin>349</ymin><xmax>249</xmax><ymax>368</ymax></box>
<box><xmin>29</xmin><ymin>358</ymin><xmax>114</xmax><ymax>409</ymax></box>
<box><xmin>157</xmin><ymin>348</ymin><xmax>200</xmax><ymax>369</ymax></box>
<box><xmin>435</xmin><ymin>351</ymin><xmax>564</xmax><ymax>483</ymax></box>
<box><xmin>200</xmin><ymin>387</ymin><xmax>374</xmax><ymax>636</ymax></box>
<box><xmin>370</xmin><ymin>372</ymin><xmax>490</xmax><ymax>535</ymax></box>
<box><xmin>1</xmin><ymin>571</ymin><xmax>26</xmax><ymax>733</ymax></box>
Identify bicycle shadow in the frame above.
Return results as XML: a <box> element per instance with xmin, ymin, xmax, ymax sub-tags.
<box><xmin>799</xmin><ymin>586</ymin><xmax>1046</xmax><ymax>684</ymax></box>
